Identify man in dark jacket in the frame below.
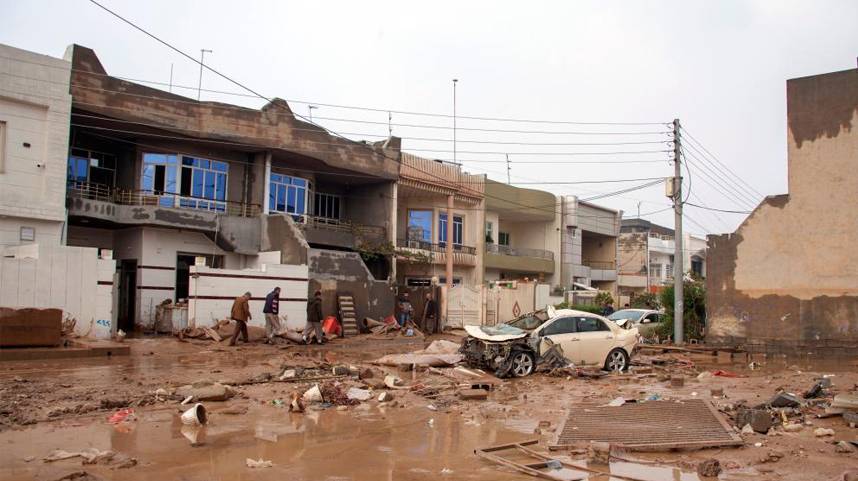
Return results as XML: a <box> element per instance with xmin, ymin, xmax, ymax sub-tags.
<box><xmin>229</xmin><ymin>291</ymin><xmax>252</xmax><ymax>346</ymax></box>
<box><xmin>262</xmin><ymin>287</ymin><xmax>281</xmax><ymax>344</ymax></box>
<box><xmin>303</xmin><ymin>290</ymin><xmax>324</xmax><ymax>344</ymax></box>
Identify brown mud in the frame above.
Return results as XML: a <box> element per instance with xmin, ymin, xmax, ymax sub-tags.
<box><xmin>1</xmin><ymin>336</ymin><xmax>856</xmax><ymax>481</ymax></box>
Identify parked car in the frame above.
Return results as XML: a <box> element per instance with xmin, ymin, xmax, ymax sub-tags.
<box><xmin>607</xmin><ymin>309</ymin><xmax>663</xmax><ymax>338</ymax></box>
<box><xmin>460</xmin><ymin>307</ymin><xmax>639</xmax><ymax>378</ymax></box>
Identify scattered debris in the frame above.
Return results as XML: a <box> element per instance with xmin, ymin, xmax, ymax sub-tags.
<box><xmin>832</xmin><ymin>394</ymin><xmax>858</xmax><ymax>410</ymax></box>
<box><xmin>736</xmin><ymin>408</ymin><xmax>773</xmax><ymax>434</ymax></box>
<box><xmin>814</xmin><ymin>428</ymin><xmax>835</xmax><ymax>437</ymax></box>
<box><xmin>697</xmin><ymin>458</ymin><xmax>722</xmax><ymax>477</ymax></box>
<box><xmin>670</xmin><ymin>376</ymin><xmax>685</xmax><ymax>388</ymax></box>
<box><xmin>107</xmin><ymin>409</ymin><xmax>135</xmax><ymax>425</ymax></box>
<box><xmin>769</xmin><ymin>392</ymin><xmax>802</xmax><ymax>408</ymax></box>
<box><xmin>783</xmin><ymin>423</ymin><xmax>804</xmax><ymax>432</ymax></box>
<box><xmin>606</xmin><ymin>397</ymin><xmax>626</xmax><ymax>407</ymax></box>
<box><xmin>245</xmin><ymin>458</ymin><xmax>273</xmax><ymax>468</ymax></box>
<box><xmin>378</xmin><ymin>392</ymin><xmax>394</xmax><ymax>403</ymax></box>
<box><xmin>459</xmin><ymin>389</ymin><xmax>488</xmax><ymax>400</ymax></box>
<box><xmin>587</xmin><ymin>441</ymin><xmax>611</xmax><ymax>465</ymax></box>
<box><xmin>180</xmin><ymin>403</ymin><xmax>207</xmax><ymax>426</ymax></box>
<box><xmin>804</xmin><ymin>378</ymin><xmax>832</xmax><ymax>399</ymax></box>
<box><xmin>843</xmin><ymin>411</ymin><xmax>858</xmax><ymax>427</ymax></box>
<box><xmin>346</xmin><ymin>388</ymin><xmax>372</xmax><ymax>401</ymax></box>
<box><xmin>174</xmin><ymin>382</ymin><xmax>235</xmax><ymax>402</ymax></box>
<box><xmin>302</xmin><ymin>385</ymin><xmax>323</xmax><ymax>403</ymax></box>
<box><xmin>835</xmin><ymin>441</ymin><xmax>857</xmax><ymax>453</ymax></box>
<box><xmin>711</xmin><ymin>370</ymin><xmax>740</xmax><ymax>378</ymax></box>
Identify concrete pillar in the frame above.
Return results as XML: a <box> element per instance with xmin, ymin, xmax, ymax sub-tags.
<box><xmin>262</xmin><ymin>152</ymin><xmax>272</xmax><ymax>215</ymax></box>
<box><xmin>390</xmin><ymin>182</ymin><xmax>398</xmax><ymax>281</ymax></box>
<box><xmin>446</xmin><ymin>194</ymin><xmax>454</xmax><ymax>289</ymax></box>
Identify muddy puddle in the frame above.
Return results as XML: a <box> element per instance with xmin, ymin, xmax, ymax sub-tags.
<box><xmin>0</xmin><ymin>402</ymin><xmax>703</xmax><ymax>481</ymax></box>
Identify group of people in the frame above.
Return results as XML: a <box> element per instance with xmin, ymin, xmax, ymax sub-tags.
<box><xmin>228</xmin><ymin>288</ymin><xmax>438</xmax><ymax>346</ymax></box>
<box><xmin>227</xmin><ymin>288</ymin><xmax>326</xmax><ymax>346</ymax></box>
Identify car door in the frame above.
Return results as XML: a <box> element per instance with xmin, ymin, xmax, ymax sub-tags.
<box><xmin>537</xmin><ymin>316</ymin><xmax>578</xmax><ymax>359</ymax></box>
<box><xmin>571</xmin><ymin>316</ymin><xmax>617</xmax><ymax>365</ymax></box>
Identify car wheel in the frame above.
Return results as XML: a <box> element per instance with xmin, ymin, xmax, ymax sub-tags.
<box><xmin>509</xmin><ymin>351</ymin><xmax>536</xmax><ymax>377</ymax></box>
<box><xmin>604</xmin><ymin>348</ymin><xmax>629</xmax><ymax>372</ymax></box>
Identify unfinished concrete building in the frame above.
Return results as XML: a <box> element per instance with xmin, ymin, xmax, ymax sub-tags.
<box><xmin>707</xmin><ymin>63</ymin><xmax>858</xmax><ymax>352</ymax></box>
<box><xmin>63</xmin><ymin>45</ymin><xmax>400</xmax><ymax>332</ymax></box>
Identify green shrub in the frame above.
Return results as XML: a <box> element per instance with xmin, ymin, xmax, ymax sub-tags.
<box><xmin>631</xmin><ymin>292</ymin><xmax>660</xmax><ymax>309</ymax></box>
<box><xmin>595</xmin><ymin>291</ymin><xmax>614</xmax><ymax>307</ymax></box>
<box><xmin>657</xmin><ymin>279</ymin><xmax>706</xmax><ymax>341</ymax></box>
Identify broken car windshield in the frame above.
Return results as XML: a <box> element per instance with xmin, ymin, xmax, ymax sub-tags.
<box><xmin>506</xmin><ymin>310</ymin><xmax>549</xmax><ymax>330</ymax></box>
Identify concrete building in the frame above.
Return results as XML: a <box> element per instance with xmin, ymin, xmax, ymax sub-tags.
<box><xmin>0</xmin><ymin>44</ymin><xmax>72</xmax><ymax>247</ymax></box>
<box><xmin>707</xmin><ymin>63</ymin><xmax>858</xmax><ymax>351</ymax></box>
<box><xmin>63</xmin><ymin>45</ymin><xmax>400</xmax><ymax>331</ymax></box>
<box><xmin>618</xmin><ymin>218</ymin><xmax>707</xmax><ymax>298</ymax></box>
<box><xmin>560</xmin><ymin>196</ymin><xmax>622</xmax><ymax>293</ymax></box>
<box><xmin>484</xmin><ymin>180</ymin><xmax>559</xmax><ymax>284</ymax></box>
<box><xmin>396</xmin><ymin>153</ymin><xmax>485</xmax><ymax>288</ymax></box>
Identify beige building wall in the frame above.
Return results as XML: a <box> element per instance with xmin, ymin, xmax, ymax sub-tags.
<box><xmin>0</xmin><ymin>44</ymin><xmax>71</xmax><ymax>248</ymax></box>
<box><xmin>707</xmin><ymin>65</ymin><xmax>858</xmax><ymax>350</ymax></box>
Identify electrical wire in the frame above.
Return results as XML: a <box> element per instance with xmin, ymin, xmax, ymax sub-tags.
<box><xmin>680</xmin><ymin>126</ymin><xmax>765</xmax><ymax>199</ymax></box>
<box><xmin>681</xmin><ymin>147</ymin><xmax>758</xmax><ymax>210</ymax></box>
<box><xmin>681</xmin><ymin>142</ymin><xmax>761</xmax><ymax>206</ymax></box>
<box><xmin>685</xmin><ymin>202</ymin><xmax>752</xmax><ymax>214</ymax></box>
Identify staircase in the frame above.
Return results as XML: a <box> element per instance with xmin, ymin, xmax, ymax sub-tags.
<box><xmin>338</xmin><ymin>295</ymin><xmax>359</xmax><ymax>337</ymax></box>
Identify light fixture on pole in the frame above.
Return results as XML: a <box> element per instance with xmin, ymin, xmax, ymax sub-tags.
<box><xmin>197</xmin><ymin>49</ymin><xmax>212</xmax><ymax>101</ymax></box>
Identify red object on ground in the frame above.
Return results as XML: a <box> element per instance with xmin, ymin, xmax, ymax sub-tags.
<box><xmin>711</xmin><ymin>369</ymin><xmax>740</xmax><ymax>377</ymax></box>
<box><xmin>383</xmin><ymin>315</ymin><xmax>397</xmax><ymax>325</ymax></box>
<box><xmin>108</xmin><ymin>408</ymin><xmax>135</xmax><ymax>424</ymax></box>
<box><xmin>322</xmin><ymin>316</ymin><xmax>341</xmax><ymax>336</ymax></box>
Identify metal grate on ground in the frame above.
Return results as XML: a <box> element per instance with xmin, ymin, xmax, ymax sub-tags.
<box><xmin>551</xmin><ymin>399</ymin><xmax>743</xmax><ymax>451</ymax></box>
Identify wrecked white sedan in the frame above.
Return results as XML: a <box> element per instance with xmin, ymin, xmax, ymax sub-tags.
<box><xmin>460</xmin><ymin>307</ymin><xmax>639</xmax><ymax>378</ymax></box>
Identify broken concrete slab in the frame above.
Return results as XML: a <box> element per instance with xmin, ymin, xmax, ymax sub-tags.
<box><xmin>175</xmin><ymin>382</ymin><xmax>235</xmax><ymax>402</ymax></box>
<box><xmin>736</xmin><ymin>408</ymin><xmax>773</xmax><ymax>434</ymax></box>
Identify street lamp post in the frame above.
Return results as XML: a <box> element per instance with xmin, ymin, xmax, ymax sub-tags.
<box><xmin>197</xmin><ymin>49</ymin><xmax>212</xmax><ymax>101</ymax></box>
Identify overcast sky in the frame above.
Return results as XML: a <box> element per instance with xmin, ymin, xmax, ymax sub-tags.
<box><xmin>3</xmin><ymin>0</ymin><xmax>857</xmax><ymax>236</ymax></box>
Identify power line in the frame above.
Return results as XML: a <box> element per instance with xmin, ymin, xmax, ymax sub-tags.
<box><xmin>680</xmin><ymin>126</ymin><xmax>765</xmax><ymax>199</ymax></box>
<box><xmin>681</xmin><ymin>148</ymin><xmax>759</xmax><ymax>210</ymax></box>
<box><xmin>84</xmin><ymin>0</ymin><xmax>672</xmax><ymax>223</ymax></box>
<box><xmin>685</xmin><ymin>202</ymin><xmax>752</xmax><ymax>214</ymax></box>
<box><xmin>681</xmin><ymin>140</ymin><xmax>761</xmax><ymax>206</ymax></box>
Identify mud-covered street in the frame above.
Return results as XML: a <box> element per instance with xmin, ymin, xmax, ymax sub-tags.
<box><xmin>1</xmin><ymin>335</ymin><xmax>856</xmax><ymax>481</ymax></box>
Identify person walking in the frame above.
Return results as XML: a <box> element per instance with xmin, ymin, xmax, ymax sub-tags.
<box><xmin>229</xmin><ymin>291</ymin><xmax>252</xmax><ymax>346</ymax></box>
<box><xmin>396</xmin><ymin>291</ymin><xmax>413</xmax><ymax>327</ymax></box>
<box><xmin>602</xmin><ymin>302</ymin><xmax>615</xmax><ymax>317</ymax></box>
<box><xmin>421</xmin><ymin>291</ymin><xmax>437</xmax><ymax>333</ymax></box>
<box><xmin>262</xmin><ymin>287</ymin><xmax>281</xmax><ymax>344</ymax></box>
<box><xmin>303</xmin><ymin>290</ymin><xmax>325</xmax><ymax>344</ymax></box>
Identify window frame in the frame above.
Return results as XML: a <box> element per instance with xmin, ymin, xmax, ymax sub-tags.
<box><xmin>575</xmin><ymin>316</ymin><xmax>611</xmax><ymax>333</ymax></box>
<box><xmin>178</xmin><ymin>155</ymin><xmax>228</xmax><ymax>212</ymax></box>
<box><xmin>439</xmin><ymin>212</ymin><xmax>464</xmax><ymax>247</ymax></box>
<box><xmin>269</xmin><ymin>172</ymin><xmax>308</xmax><ymax>218</ymax></box>
<box><xmin>67</xmin><ymin>147</ymin><xmax>117</xmax><ymax>187</ymax></box>
<box><xmin>313</xmin><ymin>191</ymin><xmax>341</xmax><ymax>220</ymax></box>
<box><xmin>406</xmin><ymin>209</ymin><xmax>433</xmax><ymax>243</ymax></box>
<box><xmin>541</xmin><ymin>316</ymin><xmax>578</xmax><ymax>336</ymax></box>
<box><xmin>498</xmin><ymin>231</ymin><xmax>510</xmax><ymax>246</ymax></box>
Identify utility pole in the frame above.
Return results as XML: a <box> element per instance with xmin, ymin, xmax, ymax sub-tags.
<box><xmin>388</xmin><ymin>111</ymin><xmax>392</xmax><ymax>136</ymax></box>
<box><xmin>506</xmin><ymin>154</ymin><xmax>511</xmax><ymax>184</ymax></box>
<box><xmin>672</xmin><ymin>118</ymin><xmax>684</xmax><ymax>344</ymax></box>
<box><xmin>452</xmin><ymin>79</ymin><xmax>458</xmax><ymax>164</ymax></box>
<box><xmin>197</xmin><ymin>49</ymin><xmax>212</xmax><ymax>101</ymax></box>
<box><xmin>308</xmin><ymin>105</ymin><xmax>318</xmax><ymax>122</ymax></box>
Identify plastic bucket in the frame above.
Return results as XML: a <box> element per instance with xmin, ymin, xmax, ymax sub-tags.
<box><xmin>181</xmin><ymin>403</ymin><xmax>208</xmax><ymax>426</ymax></box>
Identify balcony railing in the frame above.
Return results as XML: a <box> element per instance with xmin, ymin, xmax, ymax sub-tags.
<box><xmin>486</xmin><ymin>244</ymin><xmax>553</xmax><ymax>260</ymax></box>
<box><xmin>67</xmin><ymin>181</ymin><xmax>261</xmax><ymax>217</ymax></box>
<box><xmin>297</xmin><ymin>215</ymin><xmax>386</xmax><ymax>239</ymax></box>
<box><xmin>396</xmin><ymin>238</ymin><xmax>477</xmax><ymax>255</ymax></box>
<box><xmin>583</xmin><ymin>259</ymin><xmax>616</xmax><ymax>270</ymax></box>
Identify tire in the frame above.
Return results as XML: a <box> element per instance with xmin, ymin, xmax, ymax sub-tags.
<box><xmin>509</xmin><ymin>350</ymin><xmax>536</xmax><ymax>377</ymax></box>
<box><xmin>604</xmin><ymin>348</ymin><xmax>629</xmax><ymax>372</ymax></box>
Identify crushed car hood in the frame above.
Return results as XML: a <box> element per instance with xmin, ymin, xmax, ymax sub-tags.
<box><xmin>464</xmin><ymin>324</ymin><xmax>528</xmax><ymax>341</ymax></box>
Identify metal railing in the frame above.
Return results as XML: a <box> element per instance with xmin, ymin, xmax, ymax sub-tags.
<box><xmin>298</xmin><ymin>215</ymin><xmax>386</xmax><ymax>238</ymax></box>
<box><xmin>396</xmin><ymin>238</ymin><xmax>477</xmax><ymax>255</ymax></box>
<box><xmin>486</xmin><ymin>244</ymin><xmax>554</xmax><ymax>260</ymax></box>
<box><xmin>67</xmin><ymin>181</ymin><xmax>261</xmax><ymax>217</ymax></box>
<box><xmin>583</xmin><ymin>259</ymin><xmax>616</xmax><ymax>270</ymax></box>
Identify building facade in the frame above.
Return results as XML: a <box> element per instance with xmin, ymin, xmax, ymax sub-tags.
<box><xmin>63</xmin><ymin>45</ymin><xmax>399</xmax><ymax>331</ymax></box>
<box><xmin>560</xmin><ymin>196</ymin><xmax>622</xmax><ymax>294</ymax></box>
<box><xmin>706</xmin><ymin>64</ymin><xmax>858</xmax><ymax>351</ymax></box>
<box><xmin>618</xmin><ymin>218</ymin><xmax>707</xmax><ymax>298</ymax></box>
<box><xmin>0</xmin><ymin>44</ymin><xmax>72</xmax><ymax>248</ymax></box>
<box><xmin>396</xmin><ymin>153</ymin><xmax>485</xmax><ymax>288</ymax></box>
<box><xmin>484</xmin><ymin>180</ymin><xmax>559</xmax><ymax>284</ymax></box>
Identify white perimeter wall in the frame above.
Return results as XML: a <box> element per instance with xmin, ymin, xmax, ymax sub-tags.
<box><xmin>188</xmin><ymin>263</ymin><xmax>309</xmax><ymax>331</ymax></box>
<box><xmin>0</xmin><ymin>244</ymin><xmax>115</xmax><ymax>338</ymax></box>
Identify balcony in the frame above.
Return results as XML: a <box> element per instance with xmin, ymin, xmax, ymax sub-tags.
<box><xmin>395</xmin><ymin>238</ymin><xmax>477</xmax><ymax>267</ymax></box>
<box><xmin>68</xmin><ymin>182</ymin><xmax>261</xmax><ymax>217</ymax></box>
<box><xmin>485</xmin><ymin>244</ymin><xmax>554</xmax><ymax>274</ymax></box>
<box><xmin>297</xmin><ymin>215</ymin><xmax>387</xmax><ymax>249</ymax></box>
<box><xmin>582</xmin><ymin>259</ymin><xmax>618</xmax><ymax>281</ymax></box>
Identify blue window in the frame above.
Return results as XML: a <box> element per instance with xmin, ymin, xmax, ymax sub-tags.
<box><xmin>178</xmin><ymin>156</ymin><xmax>228</xmax><ymax>211</ymax></box>
<box><xmin>269</xmin><ymin>173</ymin><xmax>308</xmax><ymax>217</ymax></box>
<box><xmin>439</xmin><ymin>213</ymin><xmax>463</xmax><ymax>246</ymax></box>
<box><xmin>142</xmin><ymin>153</ymin><xmax>178</xmax><ymax>207</ymax></box>
<box><xmin>407</xmin><ymin>210</ymin><xmax>432</xmax><ymax>242</ymax></box>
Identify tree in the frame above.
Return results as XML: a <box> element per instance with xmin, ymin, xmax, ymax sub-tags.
<box><xmin>631</xmin><ymin>292</ymin><xmax>660</xmax><ymax>309</ymax></box>
<box><xmin>657</xmin><ymin>279</ymin><xmax>706</xmax><ymax>341</ymax></box>
<box><xmin>595</xmin><ymin>291</ymin><xmax>614</xmax><ymax>308</ymax></box>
